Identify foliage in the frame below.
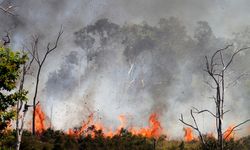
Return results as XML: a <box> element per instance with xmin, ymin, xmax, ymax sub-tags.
<box><xmin>1</xmin><ymin>128</ymin><xmax>250</xmax><ymax>150</ymax></box>
<box><xmin>0</xmin><ymin>46</ymin><xmax>28</xmax><ymax>137</ymax></box>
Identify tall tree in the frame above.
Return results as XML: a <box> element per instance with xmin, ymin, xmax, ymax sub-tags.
<box><xmin>0</xmin><ymin>44</ymin><xmax>28</xmax><ymax>136</ymax></box>
<box><xmin>15</xmin><ymin>48</ymin><xmax>35</xmax><ymax>150</ymax></box>
<box><xmin>29</xmin><ymin>27</ymin><xmax>63</xmax><ymax>135</ymax></box>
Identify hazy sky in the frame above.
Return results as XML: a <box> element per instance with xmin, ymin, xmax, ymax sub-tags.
<box><xmin>68</xmin><ymin>0</ymin><xmax>250</xmax><ymax>37</ymax></box>
<box><xmin>1</xmin><ymin>0</ymin><xmax>250</xmax><ymax>37</ymax></box>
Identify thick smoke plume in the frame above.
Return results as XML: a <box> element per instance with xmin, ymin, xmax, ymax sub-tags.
<box><xmin>1</xmin><ymin>0</ymin><xmax>250</xmax><ymax>138</ymax></box>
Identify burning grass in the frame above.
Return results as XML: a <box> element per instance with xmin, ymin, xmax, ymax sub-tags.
<box><xmin>2</xmin><ymin>105</ymin><xmax>244</xmax><ymax>149</ymax></box>
<box><xmin>33</xmin><ymin>104</ymin><xmax>240</xmax><ymax>142</ymax></box>
<box><xmin>32</xmin><ymin>104</ymin><xmax>165</xmax><ymax>139</ymax></box>
<box><xmin>67</xmin><ymin>113</ymin><xmax>163</xmax><ymax>139</ymax></box>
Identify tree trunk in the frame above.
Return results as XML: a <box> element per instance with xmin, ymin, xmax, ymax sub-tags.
<box><xmin>16</xmin><ymin>67</ymin><xmax>25</xmax><ymax>150</ymax></box>
<box><xmin>16</xmin><ymin>134</ymin><xmax>21</xmax><ymax>150</ymax></box>
<box><xmin>32</xmin><ymin>67</ymin><xmax>41</xmax><ymax>135</ymax></box>
<box><xmin>16</xmin><ymin>110</ymin><xmax>27</xmax><ymax>150</ymax></box>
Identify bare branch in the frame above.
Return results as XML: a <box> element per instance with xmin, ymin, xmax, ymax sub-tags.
<box><xmin>46</xmin><ymin>26</ymin><xmax>63</xmax><ymax>53</ymax></box>
<box><xmin>179</xmin><ymin>109</ymin><xmax>206</xmax><ymax>147</ymax></box>
<box><xmin>24</xmin><ymin>55</ymin><xmax>35</xmax><ymax>74</ymax></box>
<box><xmin>0</xmin><ymin>6</ymin><xmax>15</xmax><ymax>16</ymax></box>
<box><xmin>192</xmin><ymin>107</ymin><xmax>217</xmax><ymax>118</ymax></box>
<box><xmin>190</xmin><ymin>110</ymin><xmax>200</xmax><ymax>132</ymax></box>
<box><xmin>226</xmin><ymin>73</ymin><xmax>249</xmax><ymax>88</ymax></box>
<box><xmin>223</xmin><ymin>110</ymin><xmax>230</xmax><ymax>115</ymax></box>
<box><xmin>204</xmin><ymin>80</ymin><xmax>217</xmax><ymax>89</ymax></box>
<box><xmin>219</xmin><ymin>51</ymin><xmax>225</xmax><ymax>67</ymax></box>
<box><xmin>210</xmin><ymin>44</ymin><xmax>233</xmax><ymax>72</ymax></box>
<box><xmin>224</xmin><ymin>47</ymin><xmax>250</xmax><ymax>71</ymax></box>
<box><xmin>0</xmin><ymin>0</ymin><xmax>16</xmax><ymax>16</ymax></box>
<box><xmin>223</xmin><ymin>119</ymin><xmax>250</xmax><ymax>140</ymax></box>
<box><xmin>40</xmin><ymin>26</ymin><xmax>63</xmax><ymax>67</ymax></box>
<box><xmin>27</xmin><ymin>36</ymin><xmax>40</xmax><ymax>64</ymax></box>
<box><xmin>179</xmin><ymin>114</ymin><xmax>197</xmax><ymax>130</ymax></box>
<box><xmin>214</xmin><ymin>73</ymin><xmax>222</xmax><ymax>77</ymax></box>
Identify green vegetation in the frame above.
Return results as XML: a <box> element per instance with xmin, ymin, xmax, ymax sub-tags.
<box><xmin>0</xmin><ymin>46</ymin><xmax>27</xmax><ymax>136</ymax></box>
<box><xmin>1</xmin><ymin>128</ymin><xmax>250</xmax><ymax>150</ymax></box>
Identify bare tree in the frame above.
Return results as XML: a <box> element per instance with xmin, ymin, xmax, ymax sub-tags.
<box><xmin>28</xmin><ymin>27</ymin><xmax>63</xmax><ymax>135</ymax></box>
<box><xmin>0</xmin><ymin>0</ymin><xmax>16</xmax><ymax>16</ymax></box>
<box><xmin>180</xmin><ymin>45</ymin><xmax>250</xmax><ymax>150</ymax></box>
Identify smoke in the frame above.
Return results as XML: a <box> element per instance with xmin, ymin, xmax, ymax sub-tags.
<box><xmin>1</xmin><ymin>0</ymin><xmax>250</xmax><ymax>138</ymax></box>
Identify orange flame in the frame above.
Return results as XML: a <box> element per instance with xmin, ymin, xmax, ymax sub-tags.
<box><xmin>223</xmin><ymin>126</ymin><xmax>234</xmax><ymax>141</ymax></box>
<box><xmin>117</xmin><ymin>115</ymin><xmax>126</xmax><ymax>131</ymax></box>
<box><xmin>67</xmin><ymin>113</ymin><xmax>163</xmax><ymax>138</ymax></box>
<box><xmin>67</xmin><ymin>113</ymin><xmax>94</xmax><ymax>136</ymax></box>
<box><xmin>130</xmin><ymin>113</ymin><xmax>163</xmax><ymax>138</ymax></box>
<box><xmin>183</xmin><ymin>127</ymin><xmax>193</xmax><ymax>142</ymax></box>
<box><xmin>34</xmin><ymin>104</ymin><xmax>46</xmax><ymax>133</ymax></box>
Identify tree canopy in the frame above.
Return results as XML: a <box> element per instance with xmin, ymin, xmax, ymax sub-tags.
<box><xmin>0</xmin><ymin>45</ymin><xmax>28</xmax><ymax>135</ymax></box>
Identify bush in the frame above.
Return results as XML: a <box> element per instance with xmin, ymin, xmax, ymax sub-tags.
<box><xmin>1</xmin><ymin>129</ymin><xmax>250</xmax><ymax>150</ymax></box>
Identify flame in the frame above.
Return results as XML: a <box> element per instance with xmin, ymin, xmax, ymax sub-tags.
<box><xmin>67</xmin><ymin>113</ymin><xmax>163</xmax><ymax>138</ymax></box>
<box><xmin>117</xmin><ymin>114</ymin><xmax>127</xmax><ymax>131</ymax></box>
<box><xmin>183</xmin><ymin>127</ymin><xmax>193</xmax><ymax>142</ymax></box>
<box><xmin>34</xmin><ymin>104</ymin><xmax>46</xmax><ymax>133</ymax></box>
<box><xmin>130</xmin><ymin>113</ymin><xmax>162</xmax><ymax>138</ymax></box>
<box><xmin>223</xmin><ymin>126</ymin><xmax>234</xmax><ymax>141</ymax></box>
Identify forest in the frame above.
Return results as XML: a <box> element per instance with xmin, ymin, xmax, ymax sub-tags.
<box><xmin>1</xmin><ymin>0</ymin><xmax>250</xmax><ymax>150</ymax></box>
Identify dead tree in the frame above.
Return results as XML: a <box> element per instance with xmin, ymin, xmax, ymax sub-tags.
<box><xmin>29</xmin><ymin>27</ymin><xmax>63</xmax><ymax>135</ymax></box>
<box><xmin>180</xmin><ymin>45</ymin><xmax>250</xmax><ymax>150</ymax></box>
<box><xmin>0</xmin><ymin>0</ymin><xmax>16</xmax><ymax>16</ymax></box>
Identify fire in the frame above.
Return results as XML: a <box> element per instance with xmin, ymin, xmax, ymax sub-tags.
<box><xmin>31</xmin><ymin>106</ymin><xmax>164</xmax><ymax>138</ymax></box>
<box><xmin>34</xmin><ymin>104</ymin><xmax>46</xmax><ymax>133</ymax></box>
<box><xmin>183</xmin><ymin>127</ymin><xmax>193</xmax><ymax>142</ymax></box>
<box><xmin>67</xmin><ymin>113</ymin><xmax>94</xmax><ymax>136</ymax></box>
<box><xmin>223</xmin><ymin>126</ymin><xmax>234</xmax><ymax>141</ymax></box>
<box><xmin>130</xmin><ymin>113</ymin><xmax>162</xmax><ymax>138</ymax></box>
<box><xmin>67</xmin><ymin>113</ymin><xmax>163</xmax><ymax>138</ymax></box>
<box><xmin>117</xmin><ymin>114</ymin><xmax>126</xmax><ymax>132</ymax></box>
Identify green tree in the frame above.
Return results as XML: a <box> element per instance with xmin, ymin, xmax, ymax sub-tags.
<box><xmin>0</xmin><ymin>45</ymin><xmax>28</xmax><ymax>136</ymax></box>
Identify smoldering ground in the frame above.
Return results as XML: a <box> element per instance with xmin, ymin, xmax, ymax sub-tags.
<box><xmin>1</xmin><ymin>0</ymin><xmax>250</xmax><ymax>138</ymax></box>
